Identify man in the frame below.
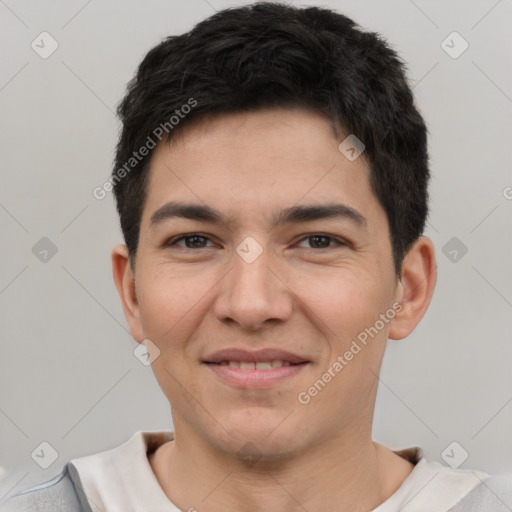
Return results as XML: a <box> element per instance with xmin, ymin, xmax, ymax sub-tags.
<box><xmin>2</xmin><ymin>2</ymin><xmax>511</xmax><ymax>511</ymax></box>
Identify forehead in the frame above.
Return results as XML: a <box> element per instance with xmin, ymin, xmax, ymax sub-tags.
<box><xmin>140</xmin><ymin>107</ymin><xmax>382</xmax><ymax>229</ymax></box>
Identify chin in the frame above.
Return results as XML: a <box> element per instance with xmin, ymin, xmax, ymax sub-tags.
<box><xmin>215</xmin><ymin>413</ymin><xmax>302</xmax><ymax>458</ymax></box>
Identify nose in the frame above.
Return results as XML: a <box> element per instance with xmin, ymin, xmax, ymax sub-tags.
<box><xmin>213</xmin><ymin>242</ymin><xmax>293</xmax><ymax>331</ymax></box>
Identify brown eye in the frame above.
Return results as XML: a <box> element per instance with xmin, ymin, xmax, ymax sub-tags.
<box><xmin>166</xmin><ymin>233</ymin><xmax>214</xmax><ymax>249</ymax></box>
<box><xmin>296</xmin><ymin>234</ymin><xmax>346</xmax><ymax>249</ymax></box>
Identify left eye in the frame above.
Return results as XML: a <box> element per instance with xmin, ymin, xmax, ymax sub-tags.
<box><xmin>296</xmin><ymin>235</ymin><xmax>345</xmax><ymax>249</ymax></box>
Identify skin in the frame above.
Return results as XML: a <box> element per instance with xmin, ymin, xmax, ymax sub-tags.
<box><xmin>112</xmin><ymin>107</ymin><xmax>436</xmax><ymax>512</ymax></box>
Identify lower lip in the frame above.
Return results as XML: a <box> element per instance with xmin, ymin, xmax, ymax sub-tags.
<box><xmin>203</xmin><ymin>362</ymin><xmax>309</xmax><ymax>389</ymax></box>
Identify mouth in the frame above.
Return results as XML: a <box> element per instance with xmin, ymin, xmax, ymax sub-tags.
<box><xmin>202</xmin><ymin>360</ymin><xmax>310</xmax><ymax>389</ymax></box>
<box><xmin>201</xmin><ymin>348</ymin><xmax>311</xmax><ymax>389</ymax></box>
<box><xmin>204</xmin><ymin>360</ymin><xmax>306</xmax><ymax>370</ymax></box>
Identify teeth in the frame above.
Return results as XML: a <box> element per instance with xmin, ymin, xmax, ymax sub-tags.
<box><xmin>221</xmin><ymin>360</ymin><xmax>293</xmax><ymax>370</ymax></box>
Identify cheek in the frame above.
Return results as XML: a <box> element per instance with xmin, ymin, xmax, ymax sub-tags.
<box><xmin>136</xmin><ymin>266</ymin><xmax>208</xmax><ymax>351</ymax></box>
<box><xmin>298</xmin><ymin>273</ymin><xmax>391</xmax><ymax>413</ymax></box>
<box><xmin>136</xmin><ymin>269</ymin><xmax>211</xmax><ymax>404</ymax></box>
<box><xmin>296</xmin><ymin>268</ymin><xmax>393</xmax><ymax>384</ymax></box>
<box><xmin>296</xmin><ymin>270</ymin><xmax>385</xmax><ymax>336</ymax></box>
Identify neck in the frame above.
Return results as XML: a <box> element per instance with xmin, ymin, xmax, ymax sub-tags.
<box><xmin>149</xmin><ymin>424</ymin><xmax>414</xmax><ymax>512</ymax></box>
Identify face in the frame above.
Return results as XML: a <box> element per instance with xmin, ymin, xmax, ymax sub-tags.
<box><xmin>115</xmin><ymin>107</ymin><xmax>414</xmax><ymax>461</ymax></box>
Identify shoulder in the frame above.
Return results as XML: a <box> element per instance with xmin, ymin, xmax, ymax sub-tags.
<box><xmin>449</xmin><ymin>472</ymin><xmax>512</xmax><ymax>511</ymax></box>
<box><xmin>0</xmin><ymin>464</ymin><xmax>90</xmax><ymax>512</ymax></box>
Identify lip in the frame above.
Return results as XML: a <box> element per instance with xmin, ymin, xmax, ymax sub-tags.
<box><xmin>202</xmin><ymin>348</ymin><xmax>309</xmax><ymax>365</ymax></box>
<box><xmin>203</xmin><ymin>361</ymin><xmax>310</xmax><ymax>389</ymax></box>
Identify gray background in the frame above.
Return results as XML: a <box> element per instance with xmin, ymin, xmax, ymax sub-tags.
<box><xmin>1</xmin><ymin>0</ymin><xmax>511</xmax><ymax>501</ymax></box>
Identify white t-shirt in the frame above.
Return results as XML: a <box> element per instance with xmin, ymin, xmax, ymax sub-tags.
<box><xmin>69</xmin><ymin>430</ymin><xmax>488</xmax><ymax>512</ymax></box>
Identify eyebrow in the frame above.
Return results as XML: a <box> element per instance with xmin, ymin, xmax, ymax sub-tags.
<box><xmin>149</xmin><ymin>201</ymin><xmax>367</xmax><ymax>230</ymax></box>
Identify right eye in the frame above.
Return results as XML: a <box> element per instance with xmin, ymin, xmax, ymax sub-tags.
<box><xmin>165</xmin><ymin>233</ymin><xmax>216</xmax><ymax>249</ymax></box>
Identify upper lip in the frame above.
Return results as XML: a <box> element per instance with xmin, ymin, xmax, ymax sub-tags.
<box><xmin>203</xmin><ymin>348</ymin><xmax>310</xmax><ymax>364</ymax></box>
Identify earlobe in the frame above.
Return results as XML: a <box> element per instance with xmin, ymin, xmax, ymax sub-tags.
<box><xmin>388</xmin><ymin>236</ymin><xmax>437</xmax><ymax>340</ymax></box>
<box><xmin>111</xmin><ymin>244</ymin><xmax>144</xmax><ymax>343</ymax></box>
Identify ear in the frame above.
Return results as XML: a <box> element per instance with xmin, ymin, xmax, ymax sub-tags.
<box><xmin>111</xmin><ymin>244</ymin><xmax>144</xmax><ymax>343</ymax></box>
<box><xmin>388</xmin><ymin>236</ymin><xmax>437</xmax><ymax>340</ymax></box>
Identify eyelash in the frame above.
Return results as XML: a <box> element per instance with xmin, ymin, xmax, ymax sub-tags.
<box><xmin>165</xmin><ymin>233</ymin><xmax>348</xmax><ymax>250</ymax></box>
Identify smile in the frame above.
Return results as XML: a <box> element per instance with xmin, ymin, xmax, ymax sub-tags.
<box><xmin>207</xmin><ymin>360</ymin><xmax>297</xmax><ymax>370</ymax></box>
<box><xmin>203</xmin><ymin>361</ymin><xmax>310</xmax><ymax>389</ymax></box>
